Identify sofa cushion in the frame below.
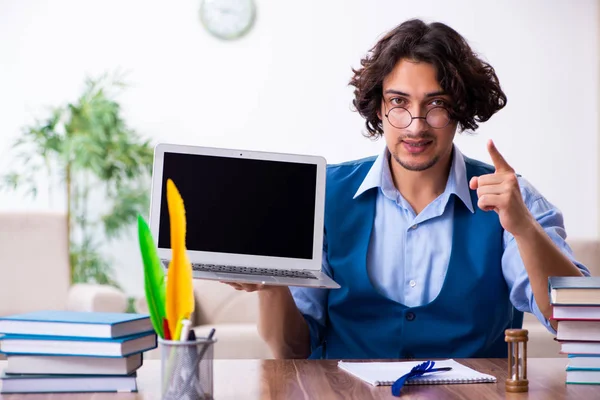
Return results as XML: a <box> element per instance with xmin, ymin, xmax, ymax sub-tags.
<box><xmin>0</xmin><ymin>212</ymin><xmax>70</xmax><ymax>316</ymax></box>
<box><xmin>192</xmin><ymin>280</ymin><xmax>259</xmax><ymax>325</ymax></box>
<box><xmin>194</xmin><ymin>323</ymin><xmax>272</xmax><ymax>359</ymax></box>
<box><xmin>567</xmin><ymin>239</ymin><xmax>600</xmax><ymax>276</ymax></box>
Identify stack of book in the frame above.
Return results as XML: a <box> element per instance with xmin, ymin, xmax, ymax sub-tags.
<box><xmin>550</xmin><ymin>276</ymin><xmax>600</xmax><ymax>385</ymax></box>
<box><xmin>0</xmin><ymin>310</ymin><xmax>157</xmax><ymax>394</ymax></box>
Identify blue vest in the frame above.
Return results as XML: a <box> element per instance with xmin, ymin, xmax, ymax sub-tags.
<box><xmin>315</xmin><ymin>156</ymin><xmax>523</xmax><ymax>359</ymax></box>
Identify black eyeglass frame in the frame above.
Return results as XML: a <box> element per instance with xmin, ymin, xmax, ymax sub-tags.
<box><xmin>383</xmin><ymin>105</ymin><xmax>452</xmax><ymax>129</ymax></box>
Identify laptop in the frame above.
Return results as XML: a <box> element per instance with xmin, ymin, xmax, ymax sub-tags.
<box><xmin>149</xmin><ymin>143</ymin><xmax>340</xmax><ymax>289</ymax></box>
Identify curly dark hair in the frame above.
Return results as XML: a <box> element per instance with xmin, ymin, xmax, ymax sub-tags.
<box><xmin>349</xmin><ymin>19</ymin><xmax>507</xmax><ymax>137</ymax></box>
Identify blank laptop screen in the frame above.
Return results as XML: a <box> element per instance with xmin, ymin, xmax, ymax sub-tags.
<box><xmin>157</xmin><ymin>152</ymin><xmax>317</xmax><ymax>260</ymax></box>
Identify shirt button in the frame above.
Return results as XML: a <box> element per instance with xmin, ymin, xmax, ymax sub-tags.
<box><xmin>406</xmin><ymin>312</ymin><xmax>415</xmax><ymax>321</ymax></box>
<box><xmin>409</xmin><ymin>280</ymin><xmax>416</xmax><ymax>288</ymax></box>
<box><xmin>411</xmin><ymin>224</ymin><xmax>418</xmax><ymax>230</ymax></box>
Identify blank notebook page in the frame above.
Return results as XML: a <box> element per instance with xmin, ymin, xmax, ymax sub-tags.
<box><xmin>337</xmin><ymin>359</ymin><xmax>496</xmax><ymax>386</ymax></box>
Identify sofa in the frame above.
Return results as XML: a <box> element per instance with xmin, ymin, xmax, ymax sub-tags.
<box><xmin>12</xmin><ymin>211</ymin><xmax>594</xmax><ymax>359</ymax></box>
<box><xmin>0</xmin><ymin>212</ymin><xmax>129</xmax><ymax>316</ymax></box>
<box><xmin>133</xmin><ymin>238</ymin><xmax>598</xmax><ymax>359</ymax></box>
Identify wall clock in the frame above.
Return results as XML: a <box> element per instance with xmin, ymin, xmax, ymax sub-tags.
<box><xmin>199</xmin><ymin>0</ymin><xmax>257</xmax><ymax>40</ymax></box>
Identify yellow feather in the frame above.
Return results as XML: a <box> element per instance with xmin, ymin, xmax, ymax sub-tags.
<box><xmin>165</xmin><ymin>179</ymin><xmax>195</xmax><ymax>337</ymax></box>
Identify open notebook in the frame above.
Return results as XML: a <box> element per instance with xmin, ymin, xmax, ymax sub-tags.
<box><xmin>338</xmin><ymin>359</ymin><xmax>496</xmax><ymax>386</ymax></box>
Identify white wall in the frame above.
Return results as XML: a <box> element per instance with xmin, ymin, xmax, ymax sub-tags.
<box><xmin>1</xmin><ymin>0</ymin><xmax>598</xmax><ymax>297</ymax></box>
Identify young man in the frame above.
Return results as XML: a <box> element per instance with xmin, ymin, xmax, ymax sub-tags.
<box><xmin>226</xmin><ymin>19</ymin><xmax>589</xmax><ymax>359</ymax></box>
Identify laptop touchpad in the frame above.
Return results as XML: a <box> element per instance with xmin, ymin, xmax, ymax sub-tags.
<box><xmin>215</xmin><ymin>273</ymin><xmax>277</xmax><ymax>283</ymax></box>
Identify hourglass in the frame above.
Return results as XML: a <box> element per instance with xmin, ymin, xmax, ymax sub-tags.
<box><xmin>505</xmin><ymin>329</ymin><xmax>528</xmax><ymax>392</ymax></box>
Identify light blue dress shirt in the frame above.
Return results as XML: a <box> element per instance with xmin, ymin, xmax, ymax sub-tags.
<box><xmin>290</xmin><ymin>145</ymin><xmax>590</xmax><ymax>338</ymax></box>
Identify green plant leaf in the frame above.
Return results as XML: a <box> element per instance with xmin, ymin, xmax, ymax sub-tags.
<box><xmin>102</xmin><ymin>184</ymin><xmax>150</xmax><ymax>239</ymax></box>
<box><xmin>3</xmin><ymin>71</ymin><xmax>154</xmax><ymax>296</ymax></box>
<box><xmin>70</xmin><ymin>240</ymin><xmax>120</xmax><ymax>288</ymax></box>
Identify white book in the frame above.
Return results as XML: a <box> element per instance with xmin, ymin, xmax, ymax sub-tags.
<box><xmin>0</xmin><ymin>372</ymin><xmax>138</xmax><ymax>393</ymax></box>
<box><xmin>558</xmin><ymin>320</ymin><xmax>600</xmax><ymax>341</ymax></box>
<box><xmin>553</xmin><ymin>306</ymin><xmax>600</xmax><ymax>320</ymax></box>
<box><xmin>560</xmin><ymin>341</ymin><xmax>600</xmax><ymax>355</ymax></box>
<box><xmin>337</xmin><ymin>359</ymin><xmax>496</xmax><ymax>386</ymax></box>
<box><xmin>566</xmin><ymin>368</ymin><xmax>600</xmax><ymax>385</ymax></box>
<box><xmin>0</xmin><ymin>311</ymin><xmax>152</xmax><ymax>339</ymax></box>
<box><xmin>568</xmin><ymin>355</ymin><xmax>600</xmax><ymax>369</ymax></box>
<box><xmin>0</xmin><ymin>331</ymin><xmax>156</xmax><ymax>357</ymax></box>
<box><xmin>5</xmin><ymin>353</ymin><xmax>143</xmax><ymax>376</ymax></box>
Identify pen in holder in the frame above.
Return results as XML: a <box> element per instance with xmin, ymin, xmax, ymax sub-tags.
<box><xmin>159</xmin><ymin>336</ymin><xmax>217</xmax><ymax>400</ymax></box>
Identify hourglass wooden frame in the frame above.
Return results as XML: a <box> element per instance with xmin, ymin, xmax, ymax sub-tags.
<box><xmin>505</xmin><ymin>329</ymin><xmax>529</xmax><ymax>392</ymax></box>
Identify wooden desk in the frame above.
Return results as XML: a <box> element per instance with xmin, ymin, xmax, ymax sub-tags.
<box><xmin>0</xmin><ymin>358</ymin><xmax>598</xmax><ymax>399</ymax></box>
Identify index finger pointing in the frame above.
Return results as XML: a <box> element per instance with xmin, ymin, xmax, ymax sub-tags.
<box><xmin>487</xmin><ymin>139</ymin><xmax>514</xmax><ymax>173</ymax></box>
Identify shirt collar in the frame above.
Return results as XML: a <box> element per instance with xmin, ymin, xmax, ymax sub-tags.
<box><xmin>353</xmin><ymin>145</ymin><xmax>475</xmax><ymax>213</ymax></box>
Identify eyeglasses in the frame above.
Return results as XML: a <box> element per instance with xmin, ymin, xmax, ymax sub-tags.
<box><xmin>384</xmin><ymin>106</ymin><xmax>451</xmax><ymax>129</ymax></box>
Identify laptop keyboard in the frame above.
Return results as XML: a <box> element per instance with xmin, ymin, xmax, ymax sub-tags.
<box><xmin>192</xmin><ymin>263</ymin><xmax>318</xmax><ymax>279</ymax></box>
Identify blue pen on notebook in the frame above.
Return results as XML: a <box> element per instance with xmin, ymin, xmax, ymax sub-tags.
<box><xmin>391</xmin><ymin>360</ymin><xmax>452</xmax><ymax>396</ymax></box>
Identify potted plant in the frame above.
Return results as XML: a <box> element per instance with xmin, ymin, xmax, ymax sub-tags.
<box><xmin>1</xmin><ymin>72</ymin><xmax>154</xmax><ymax>291</ymax></box>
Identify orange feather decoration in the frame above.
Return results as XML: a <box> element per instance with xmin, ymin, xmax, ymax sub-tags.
<box><xmin>165</xmin><ymin>179</ymin><xmax>195</xmax><ymax>337</ymax></box>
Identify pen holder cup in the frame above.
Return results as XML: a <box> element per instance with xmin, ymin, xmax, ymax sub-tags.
<box><xmin>159</xmin><ymin>337</ymin><xmax>217</xmax><ymax>400</ymax></box>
